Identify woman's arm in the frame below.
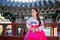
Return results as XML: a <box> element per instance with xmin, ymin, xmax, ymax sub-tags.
<box><xmin>26</xmin><ymin>21</ymin><xmax>30</xmax><ymax>30</ymax></box>
<box><xmin>26</xmin><ymin>17</ymin><xmax>32</xmax><ymax>30</ymax></box>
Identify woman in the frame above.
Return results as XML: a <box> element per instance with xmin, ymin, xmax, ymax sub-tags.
<box><xmin>24</xmin><ymin>8</ymin><xmax>47</xmax><ymax>40</ymax></box>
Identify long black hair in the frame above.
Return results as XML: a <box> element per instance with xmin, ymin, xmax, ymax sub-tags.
<box><xmin>32</xmin><ymin>8</ymin><xmax>41</xmax><ymax>26</ymax></box>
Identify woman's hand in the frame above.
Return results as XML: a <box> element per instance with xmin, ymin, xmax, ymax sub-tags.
<box><xmin>30</xmin><ymin>28</ymin><xmax>38</xmax><ymax>32</ymax></box>
<box><xmin>35</xmin><ymin>28</ymin><xmax>38</xmax><ymax>32</ymax></box>
<box><xmin>30</xmin><ymin>28</ymin><xmax>34</xmax><ymax>31</ymax></box>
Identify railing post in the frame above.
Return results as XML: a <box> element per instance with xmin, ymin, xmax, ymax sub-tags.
<box><xmin>12</xmin><ymin>21</ymin><xmax>16</xmax><ymax>36</ymax></box>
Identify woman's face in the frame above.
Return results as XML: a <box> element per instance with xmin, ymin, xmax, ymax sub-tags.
<box><xmin>32</xmin><ymin>9</ymin><xmax>37</xmax><ymax>17</ymax></box>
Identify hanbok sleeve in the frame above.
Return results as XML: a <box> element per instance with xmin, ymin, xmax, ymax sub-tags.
<box><xmin>26</xmin><ymin>18</ymin><xmax>31</xmax><ymax>30</ymax></box>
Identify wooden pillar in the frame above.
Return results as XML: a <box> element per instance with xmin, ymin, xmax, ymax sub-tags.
<box><xmin>53</xmin><ymin>22</ymin><xmax>57</xmax><ymax>36</ymax></box>
<box><xmin>2</xmin><ymin>28</ymin><xmax>6</xmax><ymax>36</ymax></box>
<box><xmin>2</xmin><ymin>24</ymin><xmax>7</xmax><ymax>36</ymax></box>
<box><xmin>12</xmin><ymin>21</ymin><xmax>16</xmax><ymax>35</ymax></box>
<box><xmin>54</xmin><ymin>27</ymin><xmax>57</xmax><ymax>36</ymax></box>
<box><xmin>20</xmin><ymin>28</ymin><xmax>24</xmax><ymax>36</ymax></box>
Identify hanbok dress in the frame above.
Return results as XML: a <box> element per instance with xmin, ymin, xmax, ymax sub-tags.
<box><xmin>24</xmin><ymin>17</ymin><xmax>47</xmax><ymax>40</ymax></box>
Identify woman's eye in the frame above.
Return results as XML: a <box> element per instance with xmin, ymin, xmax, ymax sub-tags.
<box><xmin>32</xmin><ymin>11</ymin><xmax>34</xmax><ymax>13</ymax></box>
